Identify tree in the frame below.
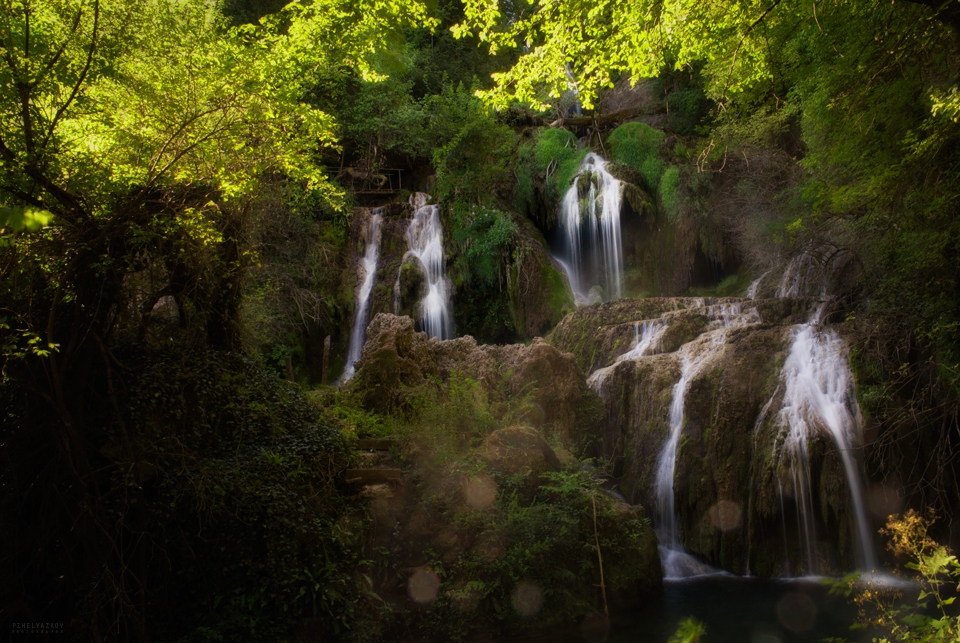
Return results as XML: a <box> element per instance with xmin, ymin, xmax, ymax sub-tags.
<box><xmin>0</xmin><ymin>0</ymin><xmax>433</xmax><ymax>637</ymax></box>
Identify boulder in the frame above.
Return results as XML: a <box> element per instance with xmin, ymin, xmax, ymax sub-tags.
<box><xmin>395</xmin><ymin>255</ymin><xmax>427</xmax><ymax>320</ymax></box>
<box><xmin>507</xmin><ymin>216</ymin><xmax>576</xmax><ymax>339</ymax></box>
<box><xmin>348</xmin><ymin>314</ymin><xmax>593</xmax><ymax>440</ymax></box>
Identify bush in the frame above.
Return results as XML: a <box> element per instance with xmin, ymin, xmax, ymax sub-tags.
<box><xmin>533</xmin><ymin>128</ymin><xmax>588</xmax><ymax>200</ymax></box>
<box><xmin>119</xmin><ymin>349</ymin><xmax>363</xmax><ymax>641</ymax></box>
<box><xmin>829</xmin><ymin>510</ymin><xmax>960</xmax><ymax>642</ymax></box>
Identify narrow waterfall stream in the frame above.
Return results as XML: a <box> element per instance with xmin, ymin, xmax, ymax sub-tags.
<box><xmin>747</xmin><ymin>270</ymin><xmax>770</xmax><ymax>299</ymax></box>
<box><xmin>653</xmin><ymin>303</ymin><xmax>759</xmax><ymax>577</ymax></box>
<box><xmin>554</xmin><ymin>153</ymin><xmax>624</xmax><ymax>304</ymax></box>
<box><xmin>340</xmin><ymin>209</ymin><xmax>382</xmax><ymax>382</ymax></box>
<box><xmin>774</xmin><ymin>305</ymin><xmax>878</xmax><ymax>572</ymax></box>
<box><xmin>406</xmin><ymin>193</ymin><xmax>453</xmax><ymax>339</ymax></box>
<box><xmin>655</xmin><ymin>331</ymin><xmax>729</xmax><ymax>578</ymax></box>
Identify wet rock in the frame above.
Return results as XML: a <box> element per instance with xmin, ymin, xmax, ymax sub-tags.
<box><xmin>395</xmin><ymin>256</ymin><xmax>427</xmax><ymax>320</ymax></box>
<box><xmin>507</xmin><ymin>217</ymin><xmax>576</xmax><ymax>339</ymax></box>
<box><xmin>571</xmin><ymin>294</ymin><xmax>865</xmax><ymax>576</ymax></box>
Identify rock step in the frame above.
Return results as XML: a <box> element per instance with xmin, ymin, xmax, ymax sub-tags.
<box><xmin>357</xmin><ymin>438</ymin><xmax>396</xmax><ymax>450</ymax></box>
<box><xmin>344</xmin><ymin>468</ymin><xmax>402</xmax><ymax>486</ymax></box>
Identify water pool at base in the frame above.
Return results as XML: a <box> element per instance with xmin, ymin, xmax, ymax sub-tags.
<box><xmin>614</xmin><ymin>576</ymin><xmax>865</xmax><ymax>643</ymax></box>
<box><xmin>505</xmin><ymin>575</ymin><xmax>886</xmax><ymax>643</ymax></box>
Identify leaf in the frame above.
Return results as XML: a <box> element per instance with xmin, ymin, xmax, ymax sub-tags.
<box><xmin>0</xmin><ymin>206</ymin><xmax>54</xmax><ymax>232</ymax></box>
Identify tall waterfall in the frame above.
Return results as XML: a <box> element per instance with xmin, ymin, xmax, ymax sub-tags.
<box><xmin>406</xmin><ymin>193</ymin><xmax>453</xmax><ymax>340</ymax></box>
<box><xmin>774</xmin><ymin>306</ymin><xmax>878</xmax><ymax>573</ymax></box>
<box><xmin>655</xmin><ymin>332</ymin><xmax>728</xmax><ymax>577</ymax></box>
<box><xmin>653</xmin><ymin>303</ymin><xmax>759</xmax><ymax>577</ymax></box>
<box><xmin>341</xmin><ymin>209</ymin><xmax>382</xmax><ymax>383</ymax></box>
<box><xmin>554</xmin><ymin>153</ymin><xmax>624</xmax><ymax>304</ymax></box>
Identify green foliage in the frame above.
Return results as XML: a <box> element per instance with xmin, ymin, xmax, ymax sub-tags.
<box><xmin>669</xmin><ymin>617</ymin><xmax>707</xmax><ymax>643</ymax></box>
<box><xmin>607</xmin><ymin>123</ymin><xmax>666</xmax><ymax>192</ymax></box>
<box><xmin>329</xmin><ymin>371</ymin><xmax>658</xmax><ymax>640</ymax></box>
<box><xmin>533</xmin><ymin>128</ymin><xmax>587</xmax><ymax>200</ymax></box>
<box><xmin>0</xmin><ymin>206</ymin><xmax>53</xmax><ymax>237</ymax></box>
<box><xmin>660</xmin><ymin>166</ymin><xmax>682</xmax><ymax>220</ymax></box>
<box><xmin>652</xmin><ymin>59</ymin><xmax>713</xmax><ymax>136</ymax></box>
<box><xmin>0</xmin><ymin>0</ymin><xmax>441</xmax><ymax>636</ymax></box>
<box><xmin>452</xmin><ymin>205</ymin><xmax>519</xmax><ymax>288</ymax></box>
<box><xmin>121</xmin><ymin>349</ymin><xmax>363</xmax><ymax>641</ymax></box>
<box><xmin>829</xmin><ymin>511</ymin><xmax>960</xmax><ymax>643</ymax></box>
<box><xmin>432</xmin><ymin>92</ymin><xmax>518</xmax><ymax>206</ymax></box>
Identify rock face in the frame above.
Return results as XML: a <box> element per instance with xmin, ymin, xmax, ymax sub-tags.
<box><xmin>395</xmin><ymin>256</ymin><xmax>427</xmax><ymax>320</ymax></box>
<box><xmin>507</xmin><ymin>217</ymin><xmax>576</xmax><ymax>339</ymax></box>
<box><xmin>345</xmin><ymin>312</ymin><xmax>663</xmax><ymax>633</ymax></box>
<box><xmin>348</xmin><ymin>313</ymin><xmax>596</xmax><ymax>442</ymax></box>
<box><xmin>550</xmin><ymin>296</ymin><xmax>873</xmax><ymax>577</ymax></box>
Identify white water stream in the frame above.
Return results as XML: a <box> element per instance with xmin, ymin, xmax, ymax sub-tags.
<box><xmin>774</xmin><ymin>305</ymin><xmax>878</xmax><ymax>572</ymax></box>
<box><xmin>406</xmin><ymin>193</ymin><xmax>453</xmax><ymax>340</ymax></box>
<box><xmin>340</xmin><ymin>210</ymin><xmax>382</xmax><ymax>383</ymax></box>
<box><xmin>554</xmin><ymin>153</ymin><xmax>625</xmax><ymax>304</ymax></box>
<box><xmin>653</xmin><ymin>303</ymin><xmax>759</xmax><ymax>577</ymax></box>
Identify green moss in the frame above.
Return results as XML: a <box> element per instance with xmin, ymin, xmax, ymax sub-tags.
<box><xmin>607</xmin><ymin>123</ymin><xmax>666</xmax><ymax>191</ymax></box>
<box><xmin>533</xmin><ymin>128</ymin><xmax>588</xmax><ymax>200</ymax></box>
<box><xmin>544</xmin><ymin>256</ymin><xmax>576</xmax><ymax>321</ymax></box>
<box><xmin>660</xmin><ymin>166</ymin><xmax>682</xmax><ymax>221</ymax></box>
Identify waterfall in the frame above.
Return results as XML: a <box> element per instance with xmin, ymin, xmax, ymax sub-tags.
<box><xmin>773</xmin><ymin>305</ymin><xmax>878</xmax><ymax>572</ymax></box>
<box><xmin>618</xmin><ymin>320</ymin><xmax>667</xmax><ymax>363</ymax></box>
<box><xmin>654</xmin><ymin>331</ymin><xmax>728</xmax><ymax>578</ymax></box>
<box><xmin>340</xmin><ymin>209</ymin><xmax>382</xmax><ymax>383</ymax></box>
<box><xmin>586</xmin><ymin>320</ymin><xmax>666</xmax><ymax>392</ymax></box>
<box><xmin>648</xmin><ymin>302</ymin><xmax>759</xmax><ymax>577</ymax></box>
<box><xmin>406</xmin><ymin>193</ymin><xmax>453</xmax><ymax>340</ymax></box>
<box><xmin>776</xmin><ymin>253</ymin><xmax>828</xmax><ymax>298</ymax></box>
<box><xmin>554</xmin><ymin>153</ymin><xmax>624</xmax><ymax>304</ymax></box>
<box><xmin>747</xmin><ymin>271</ymin><xmax>770</xmax><ymax>299</ymax></box>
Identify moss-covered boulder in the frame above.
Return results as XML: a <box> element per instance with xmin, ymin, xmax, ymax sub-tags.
<box><xmin>507</xmin><ymin>216</ymin><xmax>576</xmax><ymax>339</ymax></box>
<box><xmin>570</xmin><ymin>294</ymin><xmax>869</xmax><ymax>577</ymax></box>
<box><xmin>395</xmin><ymin>256</ymin><xmax>427</xmax><ymax>320</ymax></box>
<box><xmin>348</xmin><ymin>314</ymin><xmax>596</xmax><ymax>441</ymax></box>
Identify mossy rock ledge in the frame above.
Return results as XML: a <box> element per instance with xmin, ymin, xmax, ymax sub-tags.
<box><xmin>551</xmin><ymin>295</ymin><xmax>865</xmax><ymax>577</ymax></box>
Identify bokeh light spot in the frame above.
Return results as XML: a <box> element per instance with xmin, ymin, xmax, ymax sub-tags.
<box><xmin>776</xmin><ymin>592</ymin><xmax>817</xmax><ymax>632</ymax></box>
<box><xmin>867</xmin><ymin>485</ymin><xmax>902</xmax><ymax>519</ymax></box>
<box><xmin>709</xmin><ymin>500</ymin><xmax>742</xmax><ymax>532</ymax></box>
<box><xmin>463</xmin><ymin>473</ymin><xmax>498</xmax><ymax>509</ymax></box>
<box><xmin>511</xmin><ymin>581</ymin><xmax>543</xmax><ymax>617</ymax></box>
<box><xmin>408</xmin><ymin>568</ymin><xmax>440</xmax><ymax>605</ymax></box>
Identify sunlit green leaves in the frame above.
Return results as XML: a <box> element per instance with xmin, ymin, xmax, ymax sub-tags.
<box><xmin>0</xmin><ymin>206</ymin><xmax>53</xmax><ymax>232</ymax></box>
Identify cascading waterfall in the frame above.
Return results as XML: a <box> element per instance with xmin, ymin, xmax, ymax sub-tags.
<box><xmin>776</xmin><ymin>253</ymin><xmax>828</xmax><ymax>298</ymax></box>
<box><xmin>406</xmin><ymin>193</ymin><xmax>453</xmax><ymax>340</ymax></box>
<box><xmin>554</xmin><ymin>153</ymin><xmax>624</xmax><ymax>304</ymax></box>
<box><xmin>747</xmin><ymin>271</ymin><xmax>770</xmax><ymax>299</ymax></box>
<box><xmin>617</xmin><ymin>320</ymin><xmax>667</xmax><ymax>364</ymax></box>
<box><xmin>655</xmin><ymin>332</ymin><xmax>728</xmax><ymax>578</ymax></box>
<box><xmin>340</xmin><ymin>209</ymin><xmax>382</xmax><ymax>383</ymax></box>
<box><xmin>773</xmin><ymin>305</ymin><xmax>878</xmax><ymax>573</ymax></box>
<box><xmin>586</xmin><ymin>320</ymin><xmax>666</xmax><ymax>392</ymax></box>
<box><xmin>654</xmin><ymin>302</ymin><xmax>759</xmax><ymax>577</ymax></box>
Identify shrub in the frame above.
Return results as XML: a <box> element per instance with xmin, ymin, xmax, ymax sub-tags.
<box><xmin>118</xmin><ymin>348</ymin><xmax>362</xmax><ymax>641</ymax></box>
<box><xmin>828</xmin><ymin>510</ymin><xmax>960</xmax><ymax>642</ymax></box>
